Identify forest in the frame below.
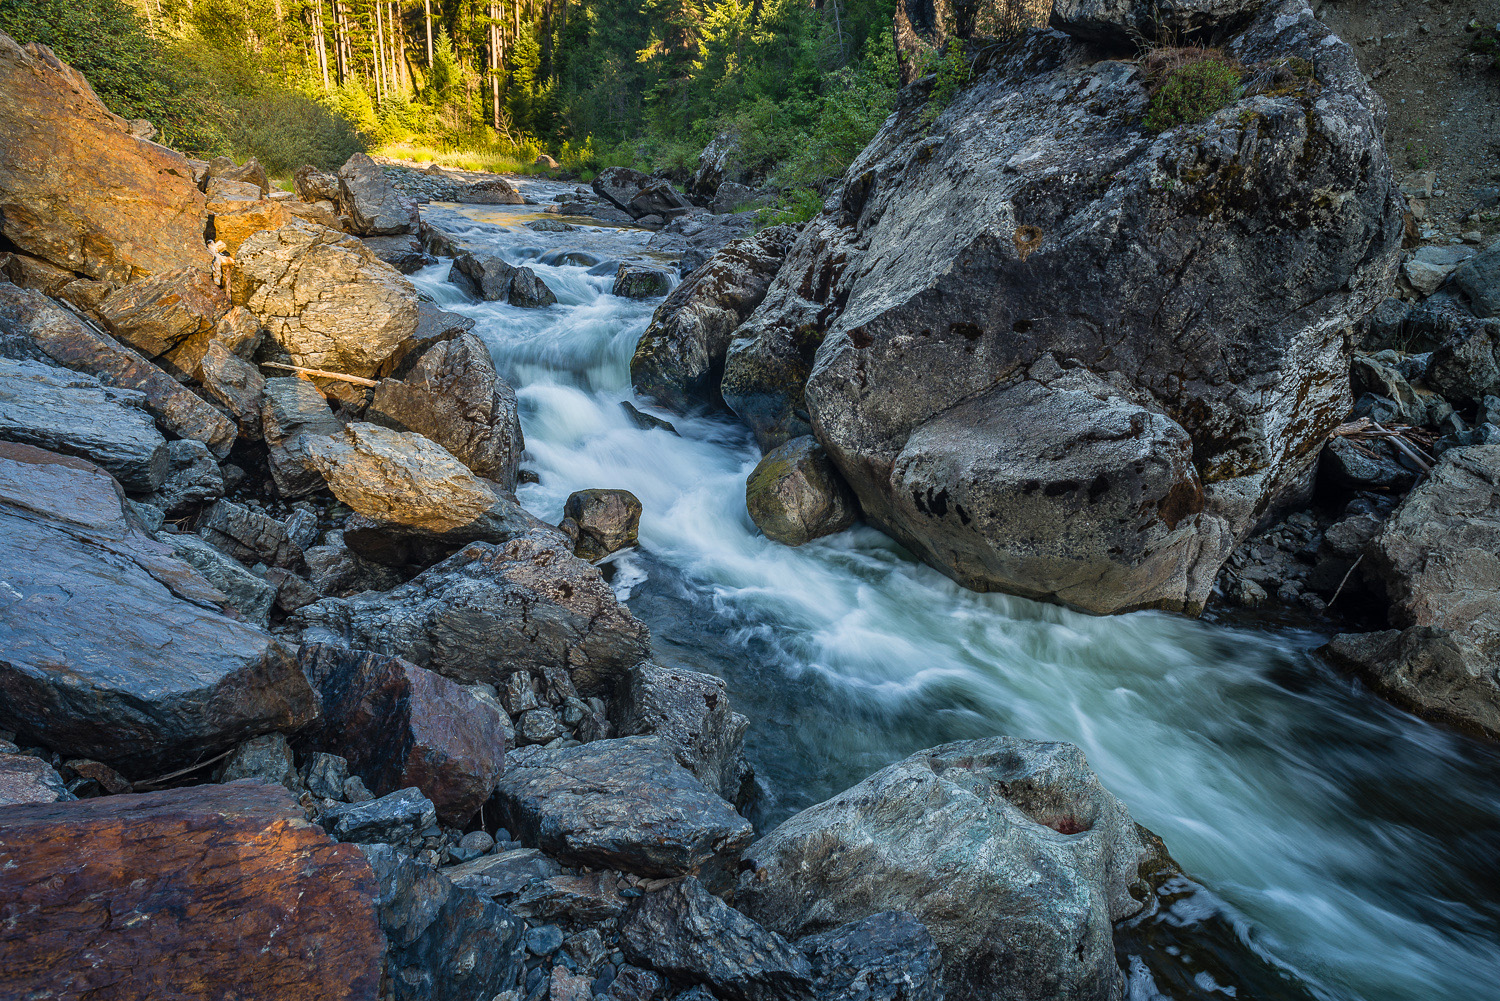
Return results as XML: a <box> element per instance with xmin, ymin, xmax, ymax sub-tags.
<box><xmin>0</xmin><ymin>0</ymin><xmax>908</xmax><ymax>206</ymax></box>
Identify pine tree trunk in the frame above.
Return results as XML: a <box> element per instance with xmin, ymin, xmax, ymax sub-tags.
<box><xmin>424</xmin><ymin>0</ymin><xmax>433</xmax><ymax>67</ymax></box>
<box><xmin>314</xmin><ymin>0</ymin><xmax>331</xmax><ymax>89</ymax></box>
<box><xmin>374</xmin><ymin>1</ymin><xmax>387</xmax><ymax>101</ymax></box>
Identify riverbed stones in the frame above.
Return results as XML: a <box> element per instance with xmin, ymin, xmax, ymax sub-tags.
<box><xmin>361</xmin><ymin>843</ymin><xmax>527</xmax><ymax>1001</ymax></box>
<box><xmin>610</xmin><ymin>661</ymin><xmax>751</xmax><ymax>804</ymax></box>
<box><xmin>236</xmin><ymin>218</ymin><xmax>422</xmax><ymax>379</ymax></box>
<box><xmin>198</xmin><ymin>498</ymin><xmax>304</xmax><ymax>570</ymax></box>
<box><xmin>95</xmin><ymin>266</ymin><xmax>229</xmax><ymax>361</ymax></box>
<box><xmin>493</xmin><ymin>737</ymin><xmax>754</xmax><ymax>890</ymax></box>
<box><xmin>368</xmin><ymin>331</ymin><xmax>524</xmax><ymax>489</ymax></box>
<box><xmin>736</xmin><ymin>737</ymin><xmax>1155</xmax><ymax>1001</ymax></box>
<box><xmin>630</xmin><ymin>225</ymin><xmax>798</xmax><ymax>411</ymax></box>
<box><xmin>619</xmin><ymin>877</ymin><xmax>814</xmax><ymax>1001</ymax></box>
<box><xmin>148</xmin><ymin>438</ymin><xmax>224</xmax><ymax>514</ymax></box>
<box><xmin>0</xmin><ymin>356</ymin><xmax>167</xmax><ymax>492</ymax></box>
<box><xmin>297</xmin><ymin>532</ymin><xmax>651</xmax><ymax>695</ymax></box>
<box><xmin>298</xmin><ymin>643</ymin><xmax>508</xmax><ymax>825</ymax></box>
<box><xmin>746</xmin><ymin>436</ymin><xmax>857</xmax><ymax>547</ymax></box>
<box><xmin>0</xmin><ymin>782</ymin><xmax>384</xmax><ymax>1001</ymax></box>
<box><xmin>321</xmin><ymin>787</ymin><xmax>439</xmax><ymax>849</ymax></box>
<box><xmin>339</xmin><ymin>153</ymin><xmax>419</xmax><ymax>235</ymax></box>
<box><xmin>746</xmin><ymin>2</ymin><xmax>1400</xmax><ymax>614</ymax></box>
<box><xmin>0</xmin><ymin>33</ymin><xmax>213</xmax><ymax>282</ymax></box>
<box><xmin>563</xmin><ymin>488</ymin><xmax>642</xmax><ymax>561</ymax></box>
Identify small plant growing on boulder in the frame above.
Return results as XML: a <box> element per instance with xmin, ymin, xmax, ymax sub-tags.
<box><xmin>922</xmin><ymin>39</ymin><xmax>973</xmax><ymax>123</ymax></box>
<box><xmin>1141</xmin><ymin>47</ymin><xmax>1244</xmax><ymax>132</ymax></box>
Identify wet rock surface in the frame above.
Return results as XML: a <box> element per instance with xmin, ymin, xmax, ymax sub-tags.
<box><xmin>493</xmin><ymin>737</ymin><xmax>755</xmax><ymax>891</ymax></box>
<box><xmin>610</xmin><ymin>661</ymin><xmax>752</xmax><ymax>805</ymax></box>
<box><xmin>563</xmin><ymin>488</ymin><xmax>642</xmax><ymax>561</ymax></box>
<box><xmin>745</xmin><ymin>436</ymin><xmax>857</xmax><ymax>548</ymax></box>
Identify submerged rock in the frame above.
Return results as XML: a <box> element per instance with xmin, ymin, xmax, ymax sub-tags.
<box><xmin>742</xmin><ymin>2</ymin><xmax>1400</xmax><ymax>614</ymax></box>
<box><xmin>613</xmin><ymin>264</ymin><xmax>673</xmax><ymax>299</ymax></box>
<box><xmin>745</xmin><ymin>436</ymin><xmax>857</xmax><ymax>547</ymax></box>
<box><xmin>736</xmin><ymin>737</ymin><xmax>1157</xmax><ymax>1001</ymax></box>
<box><xmin>493</xmin><ymin>737</ymin><xmax>754</xmax><ymax>891</ymax></box>
<box><xmin>0</xmin><ymin>782</ymin><xmax>384</xmax><ymax>999</ymax></box>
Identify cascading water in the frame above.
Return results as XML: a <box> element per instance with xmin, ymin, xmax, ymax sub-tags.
<box><xmin>412</xmin><ymin>192</ymin><xmax>1500</xmax><ymax>1001</ymax></box>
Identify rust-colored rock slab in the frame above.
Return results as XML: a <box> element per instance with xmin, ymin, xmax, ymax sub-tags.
<box><xmin>0</xmin><ymin>781</ymin><xmax>384</xmax><ymax>1001</ymax></box>
<box><xmin>0</xmin><ymin>34</ymin><xmax>212</xmax><ymax>282</ymax></box>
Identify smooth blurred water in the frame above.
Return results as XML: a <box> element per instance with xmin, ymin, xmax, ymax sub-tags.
<box><xmin>411</xmin><ymin>195</ymin><xmax>1500</xmax><ymax>1001</ymax></box>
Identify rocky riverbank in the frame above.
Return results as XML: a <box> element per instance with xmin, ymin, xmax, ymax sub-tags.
<box><xmin>1</xmin><ymin>0</ymin><xmax>1497</xmax><ymax>998</ymax></box>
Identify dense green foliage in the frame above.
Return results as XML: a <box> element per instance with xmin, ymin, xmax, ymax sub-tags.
<box><xmin>0</xmin><ymin>0</ymin><xmax>917</xmax><ymax>201</ymax></box>
<box><xmin>1142</xmin><ymin>49</ymin><xmax>1244</xmax><ymax>132</ymax></box>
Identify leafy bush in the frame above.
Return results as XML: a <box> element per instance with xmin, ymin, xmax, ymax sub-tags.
<box><xmin>923</xmin><ymin>39</ymin><xmax>972</xmax><ymax>123</ymax></box>
<box><xmin>221</xmin><ymin>88</ymin><xmax>365</xmax><ymax>174</ymax></box>
<box><xmin>755</xmin><ymin>187</ymin><xmax>823</xmax><ymax>228</ymax></box>
<box><xmin>1142</xmin><ymin>48</ymin><xmax>1244</xmax><ymax>132</ymax></box>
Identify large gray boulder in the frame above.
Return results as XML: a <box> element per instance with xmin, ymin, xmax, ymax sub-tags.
<box><xmin>630</xmin><ymin>225</ymin><xmax>798</xmax><ymax>411</ymax></box>
<box><xmin>0</xmin><ymin>356</ymin><xmax>166</xmax><ymax>492</ymax></box>
<box><xmin>609</xmin><ymin>661</ymin><xmax>752</xmax><ymax>805</ymax></box>
<box><xmin>493</xmin><ymin>737</ymin><xmax>754</xmax><ymax>892</ymax></box>
<box><xmin>368</xmin><ymin>331</ymin><xmax>524</xmax><ymax>489</ymax></box>
<box><xmin>592</xmin><ymin>167</ymin><xmax>651</xmax><ymax>215</ymax></box>
<box><xmin>297</xmin><ymin>532</ymin><xmax>651</xmax><ymax>696</ymax></box>
<box><xmin>737</xmin><ymin>1</ymin><xmax>1400</xmax><ymax>614</ymax></box>
<box><xmin>745</xmin><ymin>436</ymin><xmax>858</xmax><ymax>547</ymax></box>
<box><xmin>1452</xmin><ymin>237</ymin><xmax>1500</xmax><ymax>319</ymax></box>
<box><xmin>261</xmin><ymin>376</ymin><xmax>343</xmax><ymax>498</ymax></box>
<box><xmin>338</xmin><ymin>153</ymin><xmax>419</xmax><ymax>235</ymax></box>
<box><xmin>0</xmin><ymin>443</ymin><xmax>315</xmax><ymax>773</ymax></box>
<box><xmin>736</xmin><ymin>737</ymin><xmax>1158</xmax><ymax>1001</ymax></box>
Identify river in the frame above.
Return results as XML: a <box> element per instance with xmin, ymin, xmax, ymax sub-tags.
<box><xmin>408</xmin><ymin>189</ymin><xmax>1500</xmax><ymax>1001</ymax></box>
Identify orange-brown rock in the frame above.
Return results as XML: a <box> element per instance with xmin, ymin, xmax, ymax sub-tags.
<box><xmin>95</xmin><ymin>266</ymin><xmax>229</xmax><ymax>360</ymax></box>
<box><xmin>208</xmin><ymin>177</ymin><xmax>291</xmax><ymax>256</ymax></box>
<box><xmin>0</xmin><ymin>781</ymin><xmax>384</xmax><ymax>1001</ymax></box>
<box><xmin>0</xmin><ymin>34</ymin><xmax>212</xmax><ymax>282</ymax></box>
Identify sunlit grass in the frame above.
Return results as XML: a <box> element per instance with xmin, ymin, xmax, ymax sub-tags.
<box><xmin>376</xmin><ymin>142</ymin><xmax>550</xmax><ymax>176</ymax></box>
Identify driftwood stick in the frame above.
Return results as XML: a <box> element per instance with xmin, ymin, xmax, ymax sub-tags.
<box><xmin>1368</xmin><ymin>420</ymin><xmax>1432</xmax><ymax>473</ymax></box>
<box><xmin>132</xmin><ymin>748</ymin><xmax>234</xmax><ymax>789</ymax></box>
<box><xmin>1327</xmin><ymin>553</ymin><xmax>1364</xmax><ymax>609</ymax></box>
<box><xmin>261</xmin><ymin>362</ymin><xmax>378</xmax><ymax>387</ymax></box>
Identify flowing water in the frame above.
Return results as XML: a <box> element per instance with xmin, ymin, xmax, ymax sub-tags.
<box><xmin>411</xmin><ymin>192</ymin><xmax>1500</xmax><ymax>1001</ymax></box>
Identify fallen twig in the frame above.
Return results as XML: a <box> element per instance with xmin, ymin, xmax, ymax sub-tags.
<box><xmin>261</xmin><ymin>362</ymin><xmax>378</xmax><ymax>387</ymax></box>
<box><xmin>1327</xmin><ymin>552</ymin><xmax>1364</xmax><ymax>609</ymax></box>
<box><xmin>132</xmin><ymin>748</ymin><xmax>233</xmax><ymax>789</ymax></box>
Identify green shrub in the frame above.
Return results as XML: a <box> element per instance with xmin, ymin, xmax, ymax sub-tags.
<box><xmin>923</xmin><ymin>38</ymin><xmax>971</xmax><ymax>123</ymax></box>
<box><xmin>1142</xmin><ymin>49</ymin><xmax>1244</xmax><ymax>132</ymax></box>
<box><xmin>755</xmin><ymin>187</ymin><xmax>823</xmax><ymax>228</ymax></box>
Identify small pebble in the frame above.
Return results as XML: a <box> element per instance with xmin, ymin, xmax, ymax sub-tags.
<box><xmin>525</xmin><ymin>924</ymin><xmax>564</xmax><ymax>956</ymax></box>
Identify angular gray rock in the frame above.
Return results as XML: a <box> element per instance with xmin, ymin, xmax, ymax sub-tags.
<box><xmin>445</xmin><ymin>847</ymin><xmax>564</xmax><ymax>899</ymax></box>
<box><xmin>492</xmin><ymin>737</ymin><xmax>754</xmax><ymax>891</ymax></box>
<box><xmin>449</xmin><ymin>253</ymin><xmax>517</xmax><ymax>301</ymax></box>
<box><xmin>743</xmin><ymin>2</ymin><xmax>1400</xmax><ymax>614</ymax></box>
<box><xmin>199</xmin><ymin>338</ymin><xmax>266</xmax><ymax>440</ymax></box>
<box><xmin>1452</xmin><ymin>237</ymin><xmax>1500</xmax><ymax>318</ymax></box>
<box><xmin>321</xmin><ymin>787</ymin><xmax>437</xmax><ymax>848</ymax></box>
<box><xmin>217</xmin><ymin>732</ymin><xmax>300</xmax><ymax>792</ymax></box>
<box><xmin>593</xmin><ymin>167</ymin><xmax>651</xmax><ymax>215</ymax></box>
<box><xmin>0</xmin><ymin>356</ymin><xmax>166</xmax><ymax>492</ymax></box>
<box><xmin>0</xmin><ymin>443</ymin><xmax>315</xmax><ymax>772</ymax></box>
<box><xmin>0</xmin><ymin>752</ymin><xmax>73</xmax><ymax>807</ymax></box>
<box><xmin>162</xmin><ymin>531</ymin><xmax>276</xmax><ymax>626</ymax></box>
<box><xmin>630</xmin><ymin>226</ymin><xmax>798</xmax><ymax>411</ymax></box>
<box><xmin>368</xmin><ymin>331</ymin><xmax>524</xmax><ymax>489</ymax></box>
<box><xmin>261</xmin><ymin>376</ymin><xmax>343</xmax><ymax>497</ymax></box>
<box><xmin>297</xmin><ymin>532</ymin><xmax>651</xmax><ymax>694</ymax></box>
<box><xmin>361</xmin><ymin>843</ymin><xmax>527</xmax><ymax>1001</ymax></box>
<box><xmin>1322</xmin><ymin>628</ymin><xmax>1500</xmax><ymax>741</ymax></box>
<box><xmin>294</xmin><ymin>164</ymin><xmax>341</xmax><ymax>203</ymax></box>
<box><xmin>509</xmin><ymin>267</ymin><xmax>557</xmax><ymax>308</ymax></box>
<box><xmin>619</xmin><ymin>878</ymin><xmax>814</xmax><ymax>1001</ymax></box>
<box><xmin>146</xmin><ymin>438</ymin><xmax>224</xmax><ymax>515</ymax></box>
<box><xmin>628</xmin><ymin>180</ymin><xmax>694</xmax><ymax>222</ymax></box>
<box><xmin>610</xmin><ymin>661</ymin><xmax>751</xmax><ymax>805</ymax></box>
<box><xmin>197</xmin><ymin>498</ymin><xmax>304</xmax><ymax>570</ymax></box>
<box><xmin>459</xmin><ymin>178</ymin><xmax>525</xmax><ymax>205</ymax></box>
<box><xmin>736</xmin><ymin>737</ymin><xmax>1157</xmax><ymax>1001</ymax></box>
<box><xmin>745</xmin><ymin>436</ymin><xmax>857</xmax><ymax>547</ymax></box>
<box><xmin>799</xmin><ymin>912</ymin><xmax>943</xmax><ymax>1001</ymax></box>
<box><xmin>338</xmin><ymin>153</ymin><xmax>419</xmax><ymax>235</ymax></box>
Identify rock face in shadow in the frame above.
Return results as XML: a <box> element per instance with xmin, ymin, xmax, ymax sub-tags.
<box><xmin>368</xmin><ymin>332</ymin><xmax>524</xmax><ymax>490</ymax></box>
<box><xmin>735</xmin><ymin>1</ymin><xmax>1401</xmax><ymax>614</ymax></box>
<box><xmin>297</xmin><ymin>532</ymin><xmax>651</xmax><ymax>696</ymax></box>
<box><xmin>1322</xmin><ymin>628</ymin><xmax>1500</xmax><ymax>741</ymax></box>
<box><xmin>298</xmin><ymin>643</ymin><xmax>508</xmax><ymax>826</ymax></box>
<box><xmin>0</xmin><ymin>444</ymin><xmax>316</xmax><ymax>772</ymax></box>
<box><xmin>0</xmin><ymin>356</ymin><xmax>167</xmax><ymax>492</ymax></box>
<box><xmin>1050</xmin><ymin>0</ymin><xmax>1267</xmax><ymax>45</ymax></box>
<box><xmin>493</xmin><ymin>737</ymin><xmax>755</xmax><ymax>892</ymax></box>
<box><xmin>736</xmin><ymin>737</ymin><xmax>1156</xmax><ymax>1001</ymax></box>
<box><xmin>0</xmin><ymin>33</ymin><xmax>213</xmax><ymax>282</ymax></box>
<box><xmin>235</xmin><ymin>218</ymin><xmax>421</xmax><ymax>379</ymax></box>
<box><xmin>0</xmin><ymin>752</ymin><xmax>73</xmax><ymax>807</ymax></box>
<box><xmin>0</xmin><ymin>781</ymin><xmax>384</xmax><ymax>1001</ymax></box>
<box><xmin>629</xmin><ymin>226</ymin><xmax>798</xmax><ymax>412</ymax></box>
